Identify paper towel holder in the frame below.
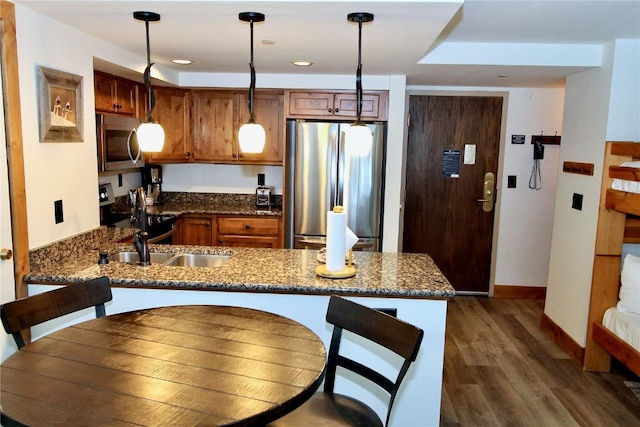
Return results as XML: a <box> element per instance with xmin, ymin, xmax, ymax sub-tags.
<box><xmin>316</xmin><ymin>250</ymin><xmax>356</xmax><ymax>278</ymax></box>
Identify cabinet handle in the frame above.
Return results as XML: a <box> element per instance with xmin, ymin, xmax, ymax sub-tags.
<box><xmin>232</xmin><ymin>153</ymin><xmax>237</xmax><ymax>158</ymax></box>
<box><xmin>238</xmin><ymin>154</ymin><xmax>244</xmax><ymax>158</ymax></box>
<box><xmin>186</xmin><ymin>152</ymin><xmax>191</xmax><ymax>157</ymax></box>
<box><xmin>206</xmin><ymin>222</ymin><xmax>210</xmax><ymax>227</ymax></box>
<box><xmin>327</xmin><ymin>108</ymin><xmax>332</xmax><ymax>113</ymax></box>
<box><xmin>245</xmin><ymin>224</ymin><xmax>251</xmax><ymax>229</ymax></box>
<box><xmin>218</xmin><ymin>239</ymin><xmax>223</xmax><ymax>244</ymax></box>
<box><xmin>335</xmin><ymin>108</ymin><xmax>339</xmax><ymax>113</ymax></box>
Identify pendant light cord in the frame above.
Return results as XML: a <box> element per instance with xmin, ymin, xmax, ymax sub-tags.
<box><xmin>355</xmin><ymin>18</ymin><xmax>363</xmax><ymax>121</ymax></box>
<box><xmin>142</xmin><ymin>17</ymin><xmax>156</xmax><ymax>123</ymax></box>
<box><xmin>248</xmin><ymin>19</ymin><xmax>256</xmax><ymax>122</ymax></box>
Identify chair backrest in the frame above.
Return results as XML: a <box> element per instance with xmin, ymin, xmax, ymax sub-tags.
<box><xmin>0</xmin><ymin>276</ymin><xmax>112</xmax><ymax>349</ymax></box>
<box><xmin>323</xmin><ymin>295</ymin><xmax>424</xmax><ymax>426</ymax></box>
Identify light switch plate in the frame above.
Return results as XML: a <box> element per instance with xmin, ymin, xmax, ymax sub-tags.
<box><xmin>464</xmin><ymin>144</ymin><xmax>476</xmax><ymax>165</ymax></box>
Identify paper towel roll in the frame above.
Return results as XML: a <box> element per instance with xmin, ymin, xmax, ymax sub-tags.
<box><xmin>326</xmin><ymin>208</ymin><xmax>346</xmax><ymax>271</ymax></box>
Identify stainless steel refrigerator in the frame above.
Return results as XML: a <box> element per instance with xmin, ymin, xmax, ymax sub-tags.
<box><xmin>284</xmin><ymin>120</ymin><xmax>385</xmax><ymax>251</ymax></box>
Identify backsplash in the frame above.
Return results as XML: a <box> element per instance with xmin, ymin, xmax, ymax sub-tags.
<box><xmin>110</xmin><ymin>192</ymin><xmax>282</xmax><ymax>213</ymax></box>
<box><xmin>29</xmin><ymin>227</ymin><xmax>132</xmax><ymax>271</ymax></box>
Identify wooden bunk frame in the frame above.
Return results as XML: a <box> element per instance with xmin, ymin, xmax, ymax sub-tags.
<box><xmin>584</xmin><ymin>141</ymin><xmax>640</xmax><ymax>377</ymax></box>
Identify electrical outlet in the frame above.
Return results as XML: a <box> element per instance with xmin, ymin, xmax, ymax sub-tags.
<box><xmin>54</xmin><ymin>200</ymin><xmax>64</xmax><ymax>223</ymax></box>
<box><xmin>572</xmin><ymin>193</ymin><xmax>583</xmax><ymax>211</ymax></box>
<box><xmin>507</xmin><ymin>175</ymin><xmax>517</xmax><ymax>188</ymax></box>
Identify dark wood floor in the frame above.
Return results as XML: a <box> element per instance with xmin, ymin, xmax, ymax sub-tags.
<box><xmin>440</xmin><ymin>296</ymin><xmax>640</xmax><ymax>426</ymax></box>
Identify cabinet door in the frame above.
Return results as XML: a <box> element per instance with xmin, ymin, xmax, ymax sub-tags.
<box><xmin>287</xmin><ymin>92</ymin><xmax>335</xmax><ymax>117</ymax></box>
<box><xmin>147</xmin><ymin>87</ymin><xmax>192</xmax><ymax>162</ymax></box>
<box><xmin>175</xmin><ymin>216</ymin><xmax>214</xmax><ymax>246</ymax></box>
<box><xmin>94</xmin><ymin>72</ymin><xmax>117</xmax><ymax>113</ymax></box>
<box><xmin>192</xmin><ymin>91</ymin><xmax>238</xmax><ymax>162</ymax></box>
<box><xmin>333</xmin><ymin>91</ymin><xmax>388</xmax><ymax>120</ymax></box>
<box><xmin>114</xmin><ymin>78</ymin><xmax>136</xmax><ymax>116</ymax></box>
<box><xmin>238</xmin><ymin>92</ymin><xmax>284</xmax><ymax>164</ymax></box>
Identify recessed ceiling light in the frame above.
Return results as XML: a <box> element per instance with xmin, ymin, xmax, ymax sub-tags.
<box><xmin>262</xmin><ymin>39</ymin><xmax>276</xmax><ymax>45</ymax></box>
<box><xmin>291</xmin><ymin>60</ymin><xmax>313</xmax><ymax>67</ymax></box>
<box><xmin>172</xmin><ymin>59</ymin><xmax>193</xmax><ymax>65</ymax></box>
<box><xmin>498</xmin><ymin>74</ymin><xmax>508</xmax><ymax>78</ymax></box>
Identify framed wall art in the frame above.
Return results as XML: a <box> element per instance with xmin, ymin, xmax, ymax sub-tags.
<box><xmin>37</xmin><ymin>66</ymin><xmax>83</xmax><ymax>143</ymax></box>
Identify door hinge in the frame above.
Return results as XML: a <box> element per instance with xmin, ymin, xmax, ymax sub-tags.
<box><xmin>407</xmin><ymin>112</ymin><xmax>411</xmax><ymax>128</ymax></box>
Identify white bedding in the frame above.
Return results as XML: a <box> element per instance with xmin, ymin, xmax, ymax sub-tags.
<box><xmin>603</xmin><ymin>307</ymin><xmax>640</xmax><ymax>352</ymax></box>
<box><xmin>612</xmin><ymin>161</ymin><xmax>640</xmax><ymax>194</ymax></box>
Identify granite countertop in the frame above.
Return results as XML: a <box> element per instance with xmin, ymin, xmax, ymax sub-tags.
<box><xmin>26</xmin><ymin>228</ymin><xmax>454</xmax><ymax>299</ymax></box>
<box><xmin>145</xmin><ymin>201</ymin><xmax>281</xmax><ymax>217</ymax></box>
<box><xmin>115</xmin><ymin>192</ymin><xmax>282</xmax><ymax>218</ymax></box>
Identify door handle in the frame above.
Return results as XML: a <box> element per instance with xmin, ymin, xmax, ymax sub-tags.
<box><xmin>477</xmin><ymin>172</ymin><xmax>495</xmax><ymax>212</ymax></box>
<box><xmin>0</xmin><ymin>248</ymin><xmax>13</xmax><ymax>260</ymax></box>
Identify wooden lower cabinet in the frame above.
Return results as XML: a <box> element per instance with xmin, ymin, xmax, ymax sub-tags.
<box><xmin>174</xmin><ymin>215</ymin><xmax>214</xmax><ymax>246</ymax></box>
<box><xmin>217</xmin><ymin>216</ymin><xmax>281</xmax><ymax>248</ymax></box>
<box><xmin>175</xmin><ymin>214</ymin><xmax>282</xmax><ymax>248</ymax></box>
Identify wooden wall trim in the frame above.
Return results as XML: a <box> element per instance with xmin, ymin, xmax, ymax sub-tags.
<box><xmin>540</xmin><ymin>311</ymin><xmax>585</xmax><ymax>366</ymax></box>
<box><xmin>1</xmin><ymin>0</ymin><xmax>30</xmax><ymax>300</ymax></box>
<box><xmin>493</xmin><ymin>285</ymin><xmax>546</xmax><ymax>300</ymax></box>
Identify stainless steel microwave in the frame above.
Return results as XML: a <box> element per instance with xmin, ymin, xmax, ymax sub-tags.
<box><xmin>96</xmin><ymin>114</ymin><xmax>144</xmax><ymax>172</ymax></box>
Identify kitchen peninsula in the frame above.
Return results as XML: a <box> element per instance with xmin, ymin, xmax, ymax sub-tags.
<box><xmin>24</xmin><ymin>230</ymin><xmax>454</xmax><ymax>426</ymax></box>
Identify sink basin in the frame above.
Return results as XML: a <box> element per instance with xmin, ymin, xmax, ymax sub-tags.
<box><xmin>107</xmin><ymin>251</ymin><xmax>176</xmax><ymax>264</ymax></box>
<box><xmin>164</xmin><ymin>254</ymin><xmax>231</xmax><ymax>268</ymax></box>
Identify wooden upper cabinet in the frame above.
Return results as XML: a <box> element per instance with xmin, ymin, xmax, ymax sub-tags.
<box><xmin>192</xmin><ymin>91</ymin><xmax>237</xmax><ymax>162</ymax></box>
<box><xmin>192</xmin><ymin>90</ymin><xmax>284</xmax><ymax>165</ymax></box>
<box><xmin>146</xmin><ymin>87</ymin><xmax>192</xmax><ymax>163</ymax></box>
<box><xmin>287</xmin><ymin>90</ymin><xmax>388</xmax><ymax>121</ymax></box>
<box><xmin>94</xmin><ymin>71</ymin><xmax>137</xmax><ymax>116</ymax></box>
<box><xmin>238</xmin><ymin>91</ymin><xmax>284</xmax><ymax>164</ymax></box>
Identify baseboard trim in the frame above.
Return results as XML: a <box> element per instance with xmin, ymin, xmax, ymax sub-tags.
<box><xmin>540</xmin><ymin>311</ymin><xmax>585</xmax><ymax>365</ymax></box>
<box><xmin>493</xmin><ymin>285</ymin><xmax>546</xmax><ymax>300</ymax></box>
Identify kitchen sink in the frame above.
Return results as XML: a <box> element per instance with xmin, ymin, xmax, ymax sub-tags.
<box><xmin>164</xmin><ymin>254</ymin><xmax>231</xmax><ymax>268</ymax></box>
<box><xmin>107</xmin><ymin>251</ymin><xmax>176</xmax><ymax>264</ymax></box>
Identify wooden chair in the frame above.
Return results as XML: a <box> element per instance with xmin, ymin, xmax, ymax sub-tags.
<box><xmin>1</xmin><ymin>410</ymin><xmax>26</xmax><ymax>427</ymax></box>
<box><xmin>0</xmin><ymin>276</ymin><xmax>112</xmax><ymax>349</ymax></box>
<box><xmin>269</xmin><ymin>295</ymin><xmax>424</xmax><ymax>427</ymax></box>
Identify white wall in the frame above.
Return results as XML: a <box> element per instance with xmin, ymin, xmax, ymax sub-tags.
<box><xmin>16</xmin><ymin>7</ymin><xmax>100</xmax><ymax>248</ymax></box>
<box><xmin>545</xmin><ymin>39</ymin><xmax>640</xmax><ymax>346</ymax></box>
<box><xmin>494</xmin><ymin>88</ymin><xmax>564</xmax><ymax>287</ymax></box>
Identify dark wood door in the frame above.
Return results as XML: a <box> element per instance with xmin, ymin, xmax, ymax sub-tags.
<box><xmin>403</xmin><ymin>96</ymin><xmax>503</xmax><ymax>293</ymax></box>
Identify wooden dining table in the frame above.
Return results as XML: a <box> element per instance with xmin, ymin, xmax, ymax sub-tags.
<box><xmin>0</xmin><ymin>305</ymin><xmax>327</xmax><ymax>426</ymax></box>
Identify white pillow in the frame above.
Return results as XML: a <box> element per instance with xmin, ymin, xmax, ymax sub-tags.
<box><xmin>617</xmin><ymin>254</ymin><xmax>640</xmax><ymax>314</ymax></box>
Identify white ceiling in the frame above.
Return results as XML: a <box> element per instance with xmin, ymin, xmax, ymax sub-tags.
<box><xmin>13</xmin><ymin>0</ymin><xmax>640</xmax><ymax>88</ymax></box>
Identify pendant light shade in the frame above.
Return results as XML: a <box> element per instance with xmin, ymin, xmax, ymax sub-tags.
<box><xmin>345</xmin><ymin>12</ymin><xmax>374</xmax><ymax>156</ymax></box>
<box><xmin>134</xmin><ymin>11</ymin><xmax>164</xmax><ymax>153</ymax></box>
<box><xmin>238</xmin><ymin>12</ymin><xmax>266</xmax><ymax>154</ymax></box>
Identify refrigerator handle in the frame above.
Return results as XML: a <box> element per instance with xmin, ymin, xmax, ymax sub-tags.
<box><xmin>330</xmin><ymin>124</ymin><xmax>339</xmax><ymax>208</ymax></box>
<box><xmin>336</xmin><ymin>127</ymin><xmax>345</xmax><ymax>207</ymax></box>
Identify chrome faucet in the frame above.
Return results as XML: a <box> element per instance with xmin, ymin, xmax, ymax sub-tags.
<box><xmin>131</xmin><ymin>186</ymin><xmax>151</xmax><ymax>266</ymax></box>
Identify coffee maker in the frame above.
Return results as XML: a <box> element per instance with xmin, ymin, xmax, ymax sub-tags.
<box><xmin>256</xmin><ymin>173</ymin><xmax>273</xmax><ymax>209</ymax></box>
<box><xmin>142</xmin><ymin>165</ymin><xmax>164</xmax><ymax>204</ymax></box>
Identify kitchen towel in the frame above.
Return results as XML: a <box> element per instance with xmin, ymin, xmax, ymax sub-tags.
<box><xmin>326</xmin><ymin>207</ymin><xmax>346</xmax><ymax>271</ymax></box>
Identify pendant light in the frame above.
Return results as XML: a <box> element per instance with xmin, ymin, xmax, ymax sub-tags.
<box><xmin>134</xmin><ymin>11</ymin><xmax>165</xmax><ymax>152</ymax></box>
<box><xmin>238</xmin><ymin>12</ymin><xmax>266</xmax><ymax>154</ymax></box>
<box><xmin>344</xmin><ymin>12</ymin><xmax>374</xmax><ymax>157</ymax></box>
